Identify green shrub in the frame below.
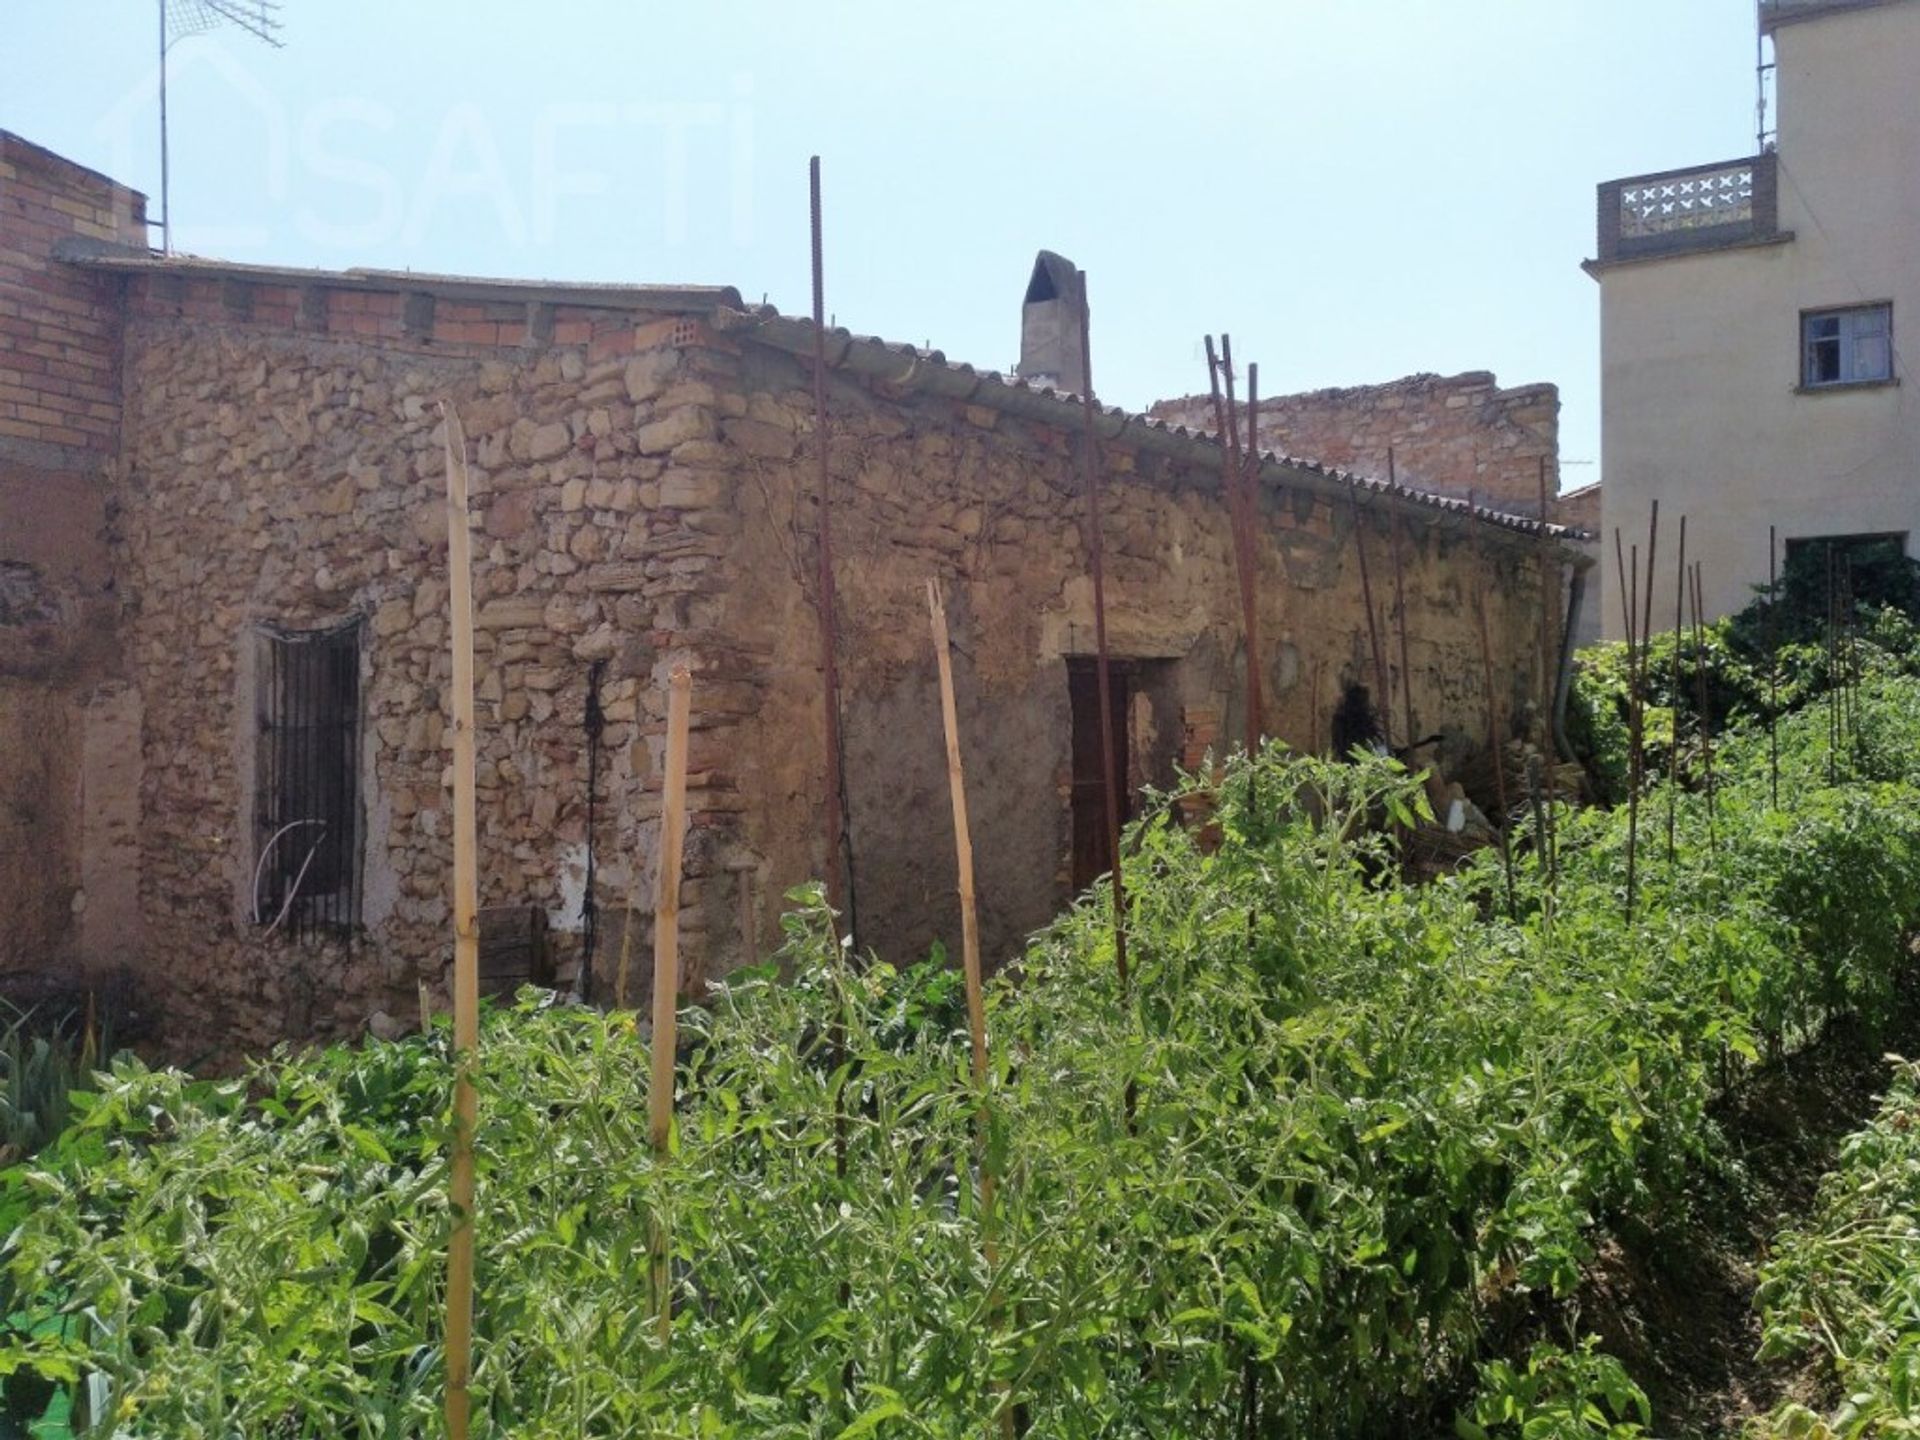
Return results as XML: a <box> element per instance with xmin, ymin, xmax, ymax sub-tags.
<box><xmin>7</xmin><ymin>677</ymin><xmax>1920</xmax><ymax>1436</ymax></box>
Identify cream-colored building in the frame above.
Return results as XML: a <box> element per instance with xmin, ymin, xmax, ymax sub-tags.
<box><xmin>1589</xmin><ymin>0</ymin><xmax>1920</xmax><ymax>638</ymax></box>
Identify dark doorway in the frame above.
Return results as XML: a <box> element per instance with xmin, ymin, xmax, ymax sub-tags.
<box><xmin>1068</xmin><ymin>658</ymin><xmax>1131</xmax><ymax>891</ymax></box>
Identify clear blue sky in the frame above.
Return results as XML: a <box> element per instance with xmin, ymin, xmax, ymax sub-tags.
<box><xmin>5</xmin><ymin>1</ymin><xmax>1767</xmax><ymax>475</ymax></box>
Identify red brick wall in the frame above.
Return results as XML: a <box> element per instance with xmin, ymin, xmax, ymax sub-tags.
<box><xmin>0</xmin><ymin>132</ymin><xmax>146</xmax><ymax>460</ymax></box>
<box><xmin>0</xmin><ymin>134</ymin><xmax>147</xmax><ymax>979</ymax></box>
<box><xmin>1151</xmin><ymin>371</ymin><xmax>1560</xmax><ymax>516</ymax></box>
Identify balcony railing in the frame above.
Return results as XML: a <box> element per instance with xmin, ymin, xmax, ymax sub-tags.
<box><xmin>1595</xmin><ymin>152</ymin><xmax>1781</xmax><ymax>264</ymax></box>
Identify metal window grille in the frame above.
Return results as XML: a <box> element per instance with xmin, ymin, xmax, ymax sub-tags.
<box><xmin>255</xmin><ymin>620</ymin><xmax>362</xmax><ymax>941</ymax></box>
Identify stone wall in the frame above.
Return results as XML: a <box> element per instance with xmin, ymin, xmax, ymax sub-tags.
<box><xmin>699</xmin><ymin>328</ymin><xmax>1557</xmax><ymax>971</ymax></box>
<box><xmin>1150</xmin><ymin>371</ymin><xmax>1560</xmax><ymax>515</ymax></box>
<box><xmin>108</xmin><ymin>274</ymin><xmax>1560</xmax><ymax>1055</ymax></box>
<box><xmin>114</xmin><ymin>281</ymin><xmax>753</xmax><ymax>1056</ymax></box>
<box><xmin>0</xmin><ymin>132</ymin><xmax>147</xmax><ymax>975</ymax></box>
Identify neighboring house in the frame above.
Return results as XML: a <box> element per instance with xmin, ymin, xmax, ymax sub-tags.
<box><xmin>1</xmin><ymin>134</ymin><xmax>1579</xmax><ymax>1056</ymax></box>
<box><xmin>1588</xmin><ymin>0</ymin><xmax>1920</xmax><ymax>638</ymax></box>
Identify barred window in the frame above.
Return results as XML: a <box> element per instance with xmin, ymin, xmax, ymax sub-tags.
<box><xmin>253</xmin><ymin>620</ymin><xmax>362</xmax><ymax>939</ymax></box>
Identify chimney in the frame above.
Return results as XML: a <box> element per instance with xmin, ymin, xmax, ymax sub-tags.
<box><xmin>1015</xmin><ymin>251</ymin><xmax>1087</xmax><ymax>395</ymax></box>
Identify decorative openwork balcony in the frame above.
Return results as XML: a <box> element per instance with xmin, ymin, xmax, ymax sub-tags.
<box><xmin>1595</xmin><ymin>152</ymin><xmax>1781</xmax><ymax>265</ymax></box>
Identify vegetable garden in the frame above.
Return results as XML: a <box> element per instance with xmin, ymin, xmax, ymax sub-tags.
<box><xmin>8</xmin><ymin>621</ymin><xmax>1920</xmax><ymax>1435</ymax></box>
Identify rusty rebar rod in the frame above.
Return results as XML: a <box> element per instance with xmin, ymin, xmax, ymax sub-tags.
<box><xmin>1690</xmin><ymin>560</ymin><xmax>1717</xmax><ymax>844</ymax></box>
<box><xmin>1390</xmin><ymin>449</ymin><xmax>1416</xmax><ymax>756</ymax></box>
<box><xmin>1242</xmin><ymin>362</ymin><xmax>1264</xmax><ymax>750</ymax></box>
<box><xmin>1204</xmin><ymin>335</ymin><xmax>1263</xmax><ymax>751</ymax></box>
<box><xmin>1768</xmin><ymin>525</ymin><xmax>1780</xmax><ymax>808</ymax></box>
<box><xmin>1667</xmin><ymin>515</ymin><xmax>1687</xmax><ymax>866</ymax></box>
<box><xmin>1620</xmin><ymin>533</ymin><xmax>1643</xmax><ymax>920</ymax></box>
<box><xmin>1077</xmin><ymin>271</ymin><xmax>1128</xmax><ymax>998</ymax></box>
<box><xmin>1826</xmin><ymin>542</ymin><xmax>1839</xmax><ymax>786</ymax></box>
<box><xmin>1474</xmin><ymin>582</ymin><xmax>1518</xmax><ymax>917</ymax></box>
<box><xmin>1534</xmin><ymin>458</ymin><xmax>1557</xmax><ymax>886</ymax></box>
<box><xmin>1350</xmin><ymin>484</ymin><xmax>1391</xmax><ymax>746</ymax></box>
<box><xmin>808</xmin><ymin>157</ymin><xmax>849</xmax><ymax>934</ymax></box>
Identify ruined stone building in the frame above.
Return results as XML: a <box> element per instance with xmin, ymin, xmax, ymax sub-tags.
<box><xmin>2</xmin><ymin>133</ymin><xmax>1584</xmax><ymax>1054</ymax></box>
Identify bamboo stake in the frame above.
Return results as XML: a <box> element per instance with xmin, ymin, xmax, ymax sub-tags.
<box><xmin>926</xmin><ymin>581</ymin><xmax>1013</xmax><ymax>1438</ymax></box>
<box><xmin>649</xmin><ymin>665</ymin><xmax>693</xmax><ymax>1344</ymax></box>
<box><xmin>927</xmin><ymin>583</ymin><xmax>989</xmax><ymax>1089</ymax></box>
<box><xmin>439</xmin><ymin>400</ymin><xmax>480</xmax><ymax>1440</ymax></box>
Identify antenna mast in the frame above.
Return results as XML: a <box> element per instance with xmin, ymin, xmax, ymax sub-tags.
<box><xmin>158</xmin><ymin>0</ymin><xmax>284</xmax><ymax>254</ymax></box>
<box><xmin>1756</xmin><ymin>19</ymin><xmax>1778</xmax><ymax>153</ymax></box>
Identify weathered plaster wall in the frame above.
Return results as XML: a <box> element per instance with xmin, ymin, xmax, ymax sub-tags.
<box><xmin>0</xmin><ymin>132</ymin><xmax>146</xmax><ymax>974</ymax></box>
<box><xmin>1151</xmin><ymin>372</ymin><xmax>1560</xmax><ymax>515</ymax></box>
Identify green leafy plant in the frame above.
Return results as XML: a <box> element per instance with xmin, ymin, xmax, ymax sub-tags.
<box><xmin>8</xmin><ymin>672</ymin><xmax>1920</xmax><ymax>1435</ymax></box>
<box><xmin>1457</xmin><ymin>1338</ymin><xmax>1651</xmax><ymax>1440</ymax></box>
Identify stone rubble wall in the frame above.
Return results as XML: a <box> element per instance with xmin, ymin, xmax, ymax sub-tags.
<box><xmin>1150</xmin><ymin>371</ymin><xmax>1560</xmax><ymax>516</ymax></box>
<box><xmin>113</xmin><ymin>277</ymin><xmax>1558</xmax><ymax>1056</ymax></box>
<box><xmin>116</xmin><ymin>285</ymin><xmax>750</xmax><ymax>1056</ymax></box>
<box><xmin>706</xmin><ymin>337</ymin><xmax>1557</xmax><ymax>970</ymax></box>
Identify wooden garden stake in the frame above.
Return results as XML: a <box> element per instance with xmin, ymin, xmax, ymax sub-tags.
<box><xmin>926</xmin><ymin>580</ymin><xmax>1014</xmax><ymax>1438</ymax></box>
<box><xmin>926</xmin><ymin>583</ymin><xmax>990</xmax><ymax>1093</ymax></box>
<box><xmin>439</xmin><ymin>401</ymin><xmax>480</xmax><ymax>1440</ymax></box>
<box><xmin>649</xmin><ymin>665</ymin><xmax>693</xmax><ymax>1343</ymax></box>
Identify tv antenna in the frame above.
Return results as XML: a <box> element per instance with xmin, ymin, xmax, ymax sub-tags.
<box><xmin>158</xmin><ymin>0</ymin><xmax>284</xmax><ymax>253</ymax></box>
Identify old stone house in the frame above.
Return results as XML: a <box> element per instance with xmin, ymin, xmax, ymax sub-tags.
<box><xmin>2</xmin><ymin>133</ymin><xmax>1583</xmax><ymax>1055</ymax></box>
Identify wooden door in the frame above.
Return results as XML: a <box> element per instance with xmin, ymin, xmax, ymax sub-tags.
<box><xmin>1068</xmin><ymin>659</ymin><xmax>1131</xmax><ymax>891</ymax></box>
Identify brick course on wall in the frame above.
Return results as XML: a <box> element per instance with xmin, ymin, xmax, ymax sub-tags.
<box><xmin>0</xmin><ymin>133</ymin><xmax>147</xmax><ymax>977</ymax></box>
<box><xmin>0</xmin><ymin>133</ymin><xmax>143</xmax><ymax>461</ymax></box>
<box><xmin>1150</xmin><ymin>371</ymin><xmax>1561</xmax><ymax>516</ymax></box>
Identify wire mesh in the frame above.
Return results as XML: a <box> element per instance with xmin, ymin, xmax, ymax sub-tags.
<box><xmin>165</xmin><ymin>0</ymin><xmax>283</xmax><ymax>48</ymax></box>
